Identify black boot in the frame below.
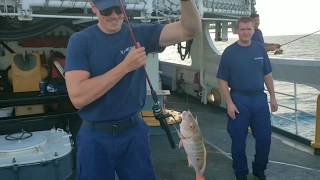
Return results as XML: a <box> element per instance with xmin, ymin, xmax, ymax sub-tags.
<box><xmin>236</xmin><ymin>175</ymin><xmax>247</xmax><ymax>180</ymax></box>
<box><xmin>253</xmin><ymin>173</ymin><xmax>266</xmax><ymax>180</ymax></box>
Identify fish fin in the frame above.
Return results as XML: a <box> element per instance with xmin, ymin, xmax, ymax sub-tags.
<box><xmin>177</xmin><ymin>129</ymin><xmax>183</xmax><ymax>139</ymax></box>
<box><xmin>179</xmin><ymin>139</ymin><xmax>183</xmax><ymax>148</ymax></box>
<box><xmin>196</xmin><ymin>176</ymin><xmax>205</xmax><ymax>180</ymax></box>
<box><xmin>195</xmin><ymin>116</ymin><xmax>199</xmax><ymax>125</ymax></box>
<box><xmin>177</xmin><ymin>129</ymin><xmax>185</xmax><ymax>148</ymax></box>
<box><xmin>188</xmin><ymin>156</ymin><xmax>192</xmax><ymax>167</ymax></box>
<box><xmin>200</xmin><ymin>144</ymin><xmax>207</xmax><ymax>175</ymax></box>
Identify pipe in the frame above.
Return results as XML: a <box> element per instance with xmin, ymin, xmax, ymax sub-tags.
<box><xmin>197</xmin><ymin>0</ymin><xmax>204</xmax><ymax>17</ymax></box>
<box><xmin>0</xmin><ymin>12</ymin><xmax>169</xmax><ymax>20</ymax></box>
<box><xmin>21</xmin><ymin>0</ymin><xmax>146</xmax><ymax>10</ymax></box>
<box><xmin>202</xmin><ymin>7</ymin><xmax>251</xmax><ymax>16</ymax></box>
<box><xmin>0</xmin><ymin>14</ymin><xmax>241</xmax><ymax>22</ymax></box>
<box><xmin>22</xmin><ymin>0</ymin><xmax>91</xmax><ymax>9</ymax></box>
<box><xmin>145</xmin><ymin>0</ymin><xmax>153</xmax><ymax>15</ymax></box>
<box><xmin>199</xmin><ymin>23</ymin><xmax>207</xmax><ymax>104</ymax></box>
<box><xmin>312</xmin><ymin>95</ymin><xmax>320</xmax><ymax>155</ymax></box>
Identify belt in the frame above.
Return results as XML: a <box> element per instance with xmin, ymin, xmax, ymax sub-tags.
<box><xmin>231</xmin><ymin>89</ymin><xmax>263</xmax><ymax>96</ymax></box>
<box><xmin>81</xmin><ymin>114</ymin><xmax>140</xmax><ymax>136</ymax></box>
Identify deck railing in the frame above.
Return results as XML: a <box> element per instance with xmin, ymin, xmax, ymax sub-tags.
<box><xmin>270</xmin><ymin>81</ymin><xmax>317</xmax><ymax>140</ymax></box>
<box><xmin>0</xmin><ymin>0</ymin><xmax>254</xmax><ymax>19</ymax></box>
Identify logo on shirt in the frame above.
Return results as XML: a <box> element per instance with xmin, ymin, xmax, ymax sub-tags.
<box><xmin>254</xmin><ymin>57</ymin><xmax>264</xmax><ymax>61</ymax></box>
<box><xmin>120</xmin><ymin>47</ymin><xmax>132</xmax><ymax>55</ymax></box>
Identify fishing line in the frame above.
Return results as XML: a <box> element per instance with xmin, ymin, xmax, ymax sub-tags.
<box><xmin>186</xmin><ymin>92</ymin><xmax>190</xmax><ymax>109</ymax></box>
<box><xmin>118</xmin><ymin>0</ymin><xmax>158</xmax><ymax>93</ymax></box>
<box><xmin>118</xmin><ymin>0</ymin><xmax>176</xmax><ymax>149</ymax></box>
<box><xmin>280</xmin><ymin>29</ymin><xmax>320</xmax><ymax>47</ymax></box>
<box><xmin>274</xmin><ymin>28</ymin><xmax>320</xmax><ymax>54</ymax></box>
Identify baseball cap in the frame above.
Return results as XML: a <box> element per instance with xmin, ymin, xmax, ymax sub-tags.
<box><xmin>92</xmin><ymin>0</ymin><xmax>124</xmax><ymax>11</ymax></box>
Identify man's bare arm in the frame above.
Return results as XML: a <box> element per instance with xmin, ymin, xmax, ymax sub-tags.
<box><xmin>264</xmin><ymin>73</ymin><xmax>275</xmax><ymax>98</ymax></box>
<box><xmin>159</xmin><ymin>0</ymin><xmax>202</xmax><ymax>47</ymax></box>
<box><xmin>218</xmin><ymin>79</ymin><xmax>239</xmax><ymax>119</ymax></box>
<box><xmin>265</xmin><ymin>43</ymin><xmax>281</xmax><ymax>52</ymax></box>
<box><xmin>264</xmin><ymin>73</ymin><xmax>278</xmax><ymax>112</ymax></box>
<box><xmin>218</xmin><ymin>79</ymin><xmax>232</xmax><ymax>105</ymax></box>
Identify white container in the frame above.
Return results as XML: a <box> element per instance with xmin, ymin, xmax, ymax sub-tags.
<box><xmin>0</xmin><ymin>129</ymin><xmax>73</xmax><ymax>180</ymax></box>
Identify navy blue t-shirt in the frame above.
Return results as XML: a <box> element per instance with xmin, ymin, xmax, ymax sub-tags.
<box><xmin>216</xmin><ymin>41</ymin><xmax>272</xmax><ymax>92</ymax></box>
<box><xmin>252</xmin><ymin>29</ymin><xmax>264</xmax><ymax>44</ymax></box>
<box><xmin>65</xmin><ymin>23</ymin><xmax>164</xmax><ymax>122</ymax></box>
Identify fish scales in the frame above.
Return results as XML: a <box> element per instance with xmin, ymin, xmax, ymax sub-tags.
<box><xmin>179</xmin><ymin>111</ymin><xmax>207</xmax><ymax>180</ymax></box>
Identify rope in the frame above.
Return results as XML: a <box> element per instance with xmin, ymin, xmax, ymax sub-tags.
<box><xmin>5</xmin><ymin>129</ymin><xmax>33</xmax><ymax>141</ymax></box>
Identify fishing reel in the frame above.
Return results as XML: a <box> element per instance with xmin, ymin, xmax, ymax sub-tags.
<box><xmin>274</xmin><ymin>48</ymin><xmax>283</xmax><ymax>55</ymax></box>
<box><xmin>152</xmin><ymin>101</ymin><xmax>176</xmax><ymax>149</ymax></box>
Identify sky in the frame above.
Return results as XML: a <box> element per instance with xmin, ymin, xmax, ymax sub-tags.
<box><xmin>255</xmin><ymin>0</ymin><xmax>320</xmax><ymax>36</ymax></box>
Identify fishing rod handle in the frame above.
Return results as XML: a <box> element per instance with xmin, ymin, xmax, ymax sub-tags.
<box><xmin>158</xmin><ymin>114</ymin><xmax>176</xmax><ymax>149</ymax></box>
<box><xmin>164</xmin><ymin>123</ymin><xmax>176</xmax><ymax>149</ymax></box>
<box><xmin>135</xmin><ymin>42</ymin><xmax>141</xmax><ymax>48</ymax></box>
<box><xmin>160</xmin><ymin>113</ymin><xmax>176</xmax><ymax>149</ymax></box>
<box><xmin>152</xmin><ymin>103</ymin><xmax>176</xmax><ymax>149</ymax></box>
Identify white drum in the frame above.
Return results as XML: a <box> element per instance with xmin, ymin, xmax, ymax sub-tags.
<box><xmin>0</xmin><ymin>129</ymin><xmax>73</xmax><ymax>180</ymax></box>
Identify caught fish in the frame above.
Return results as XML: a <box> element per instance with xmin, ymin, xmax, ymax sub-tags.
<box><xmin>179</xmin><ymin>111</ymin><xmax>207</xmax><ymax>180</ymax></box>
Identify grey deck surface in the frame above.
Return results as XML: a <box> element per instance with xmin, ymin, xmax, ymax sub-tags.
<box><xmin>150</xmin><ymin>94</ymin><xmax>320</xmax><ymax>180</ymax></box>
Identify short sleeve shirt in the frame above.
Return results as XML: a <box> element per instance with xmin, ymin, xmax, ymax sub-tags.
<box><xmin>216</xmin><ymin>41</ymin><xmax>272</xmax><ymax>92</ymax></box>
<box><xmin>65</xmin><ymin>24</ymin><xmax>165</xmax><ymax>122</ymax></box>
<box><xmin>252</xmin><ymin>29</ymin><xmax>265</xmax><ymax>44</ymax></box>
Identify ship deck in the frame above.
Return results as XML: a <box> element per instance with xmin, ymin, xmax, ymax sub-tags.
<box><xmin>150</xmin><ymin>94</ymin><xmax>320</xmax><ymax>180</ymax></box>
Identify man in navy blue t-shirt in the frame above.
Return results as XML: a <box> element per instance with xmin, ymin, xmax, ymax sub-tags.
<box><xmin>217</xmin><ymin>17</ymin><xmax>278</xmax><ymax>180</ymax></box>
<box><xmin>65</xmin><ymin>0</ymin><xmax>201</xmax><ymax>179</ymax></box>
<box><xmin>251</xmin><ymin>13</ymin><xmax>281</xmax><ymax>52</ymax></box>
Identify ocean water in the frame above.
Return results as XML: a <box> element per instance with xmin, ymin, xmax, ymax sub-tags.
<box><xmin>159</xmin><ymin>34</ymin><xmax>320</xmax><ymax>140</ymax></box>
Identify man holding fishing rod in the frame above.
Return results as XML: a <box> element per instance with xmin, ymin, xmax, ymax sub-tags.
<box><xmin>250</xmin><ymin>13</ymin><xmax>282</xmax><ymax>52</ymax></box>
<box><xmin>64</xmin><ymin>0</ymin><xmax>201</xmax><ymax>179</ymax></box>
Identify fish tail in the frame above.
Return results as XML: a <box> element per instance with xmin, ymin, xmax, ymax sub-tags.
<box><xmin>196</xmin><ymin>175</ymin><xmax>204</xmax><ymax>180</ymax></box>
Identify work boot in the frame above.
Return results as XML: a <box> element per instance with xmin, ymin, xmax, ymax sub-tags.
<box><xmin>253</xmin><ymin>174</ymin><xmax>266</xmax><ymax>180</ymax></box>
<box><xmin>236</xmin><ymin>175</ymin><xmax>247</xmax><ymax>180</ymax></box>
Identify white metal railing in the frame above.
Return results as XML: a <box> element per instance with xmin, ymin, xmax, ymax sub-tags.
<box><xmin>270</xmin><ymin>81</ymin><xmax>317</xmax><ymax>139</ymax></box>
<box><xmin>202</xmin><ymin>0</ymin><xmax>252</xmax><ymax>16</ymax></box>
<box><xmin>0</xmin><ymin>0</ymin><xmax>253</xmax><ymax>20</ymax></box>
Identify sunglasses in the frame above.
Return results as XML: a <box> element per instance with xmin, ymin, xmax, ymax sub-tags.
<box><xmin>99</xmin><ymin>6</ymin><xmax>123</xmax><ymax>16</ymax></box>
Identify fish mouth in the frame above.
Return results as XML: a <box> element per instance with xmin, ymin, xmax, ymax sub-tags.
<box><xmin>181</xmin><ymin>110</ymin><xmax>194</xmax><ymax>121</ymax></box>
<box><xmin>181</xmin><ymin>110</ymin><xmax>190</xmax><ymax>117</ymax></box>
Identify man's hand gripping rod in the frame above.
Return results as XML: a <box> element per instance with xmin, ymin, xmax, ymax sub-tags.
<box><xmin>118</xmin><ymin>0</ymin><xmax>176</xmax><ymax>149</ymax></box>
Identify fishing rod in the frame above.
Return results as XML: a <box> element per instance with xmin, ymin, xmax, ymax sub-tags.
<box><xmin>274</xmin><ymin>28</ymin><xmax>320</xmax><ymax>55</ymax></box>
<box><xmin>280</xmin><ymin>29</ymin><xmax>320</xmax><ymax>47</ymax></box>
<box><xmin>118</xmin><ymin>0</ymin><xmax>176</xmax><ymax>149</ymax></box>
